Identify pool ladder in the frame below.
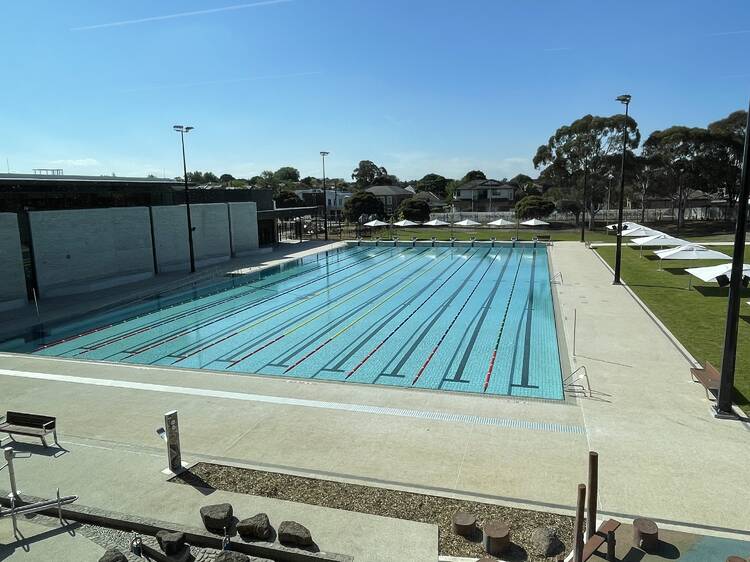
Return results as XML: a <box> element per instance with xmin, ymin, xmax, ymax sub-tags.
<box><xmin>564</xmin><ymin>366</ymin><xmax>591</xmax><ymax>398</ymax></box>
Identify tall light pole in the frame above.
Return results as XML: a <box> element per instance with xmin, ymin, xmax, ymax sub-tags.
<box><xmin>174</xmin><ymin>125</ymin><xmax>196</xmax><ymax>273</ymax></box>
<box><xmin>612</xmin><ymin>94</ymin><xmax>631</xmax><ymax>285</ymax></box>
<box><xmin>320</xmin><ymin>151</ymin><xmax>329</xmax><ymax>240</ymax></box>
<box><xmin>716</xmin><ymin>103</ymin><xmax>750</xmax><ymax>417</ymax></box>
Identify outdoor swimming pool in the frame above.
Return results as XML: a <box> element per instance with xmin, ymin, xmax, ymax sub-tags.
<box><xmin>4</xmin><ymin>244</ymin><xmax>564</xmax><ymax>399</ymax></box>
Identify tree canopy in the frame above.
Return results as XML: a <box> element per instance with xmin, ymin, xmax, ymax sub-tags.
<box><xmin>274</xmin><ymin>190</ymin><xmax>302</xmax><ymax>208</ymax></box>
<box><xmin>415</xmin><ymin>173</ymin><xmax>449</xmax><ymax>196</ymax></box>
<box><xmin>515</xmin><ymin>195</ymin><xmax>555</xmax><ymax>219</ymax></box>
<box><xmin>398</xmin><ymin>197</ymin><xmax>430</xmax><ymax>222</ymax></box>
<box><xmin>351</xmin><ymin>160</ymin><xmax>388</xmax><ymax>188</ymax></box>
<box><xmin>186</xmin><ymin>171</ymin><xmax>219</xmax><ymax>184</ymax></box>
<box><xmin>462</xmin><ymin>170</ymin><xmax>486</xmax><ymax>182</ymax></box>
<box><xmin>343</xmin><ymin>191</ymin><xmax>384</xmax><ymax>222</ymax></box>
<box><xmin>273</xmin><ymin>166</ymin><xmax>300</xmax><ymax>183</ymax></box>
<box><xmin>534</xmin><ymin>113</ymin><xmax>640</xmax><ymax>227</ymax></box>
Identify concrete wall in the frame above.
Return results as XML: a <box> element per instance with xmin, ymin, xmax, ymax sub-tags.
<box><xmin>30</xmin><ymin>207</ymin><xmax>154</xmax><ymax>298</ymax></box>
<box><xmin>151</xmin><ymin>205</ymin><xmax>190</xmax><ymax>273</ymax></box>
<box><xmin>0</xmin><ymin>213</ymin><xmax>28</xmax><ymax>311</ymax></box>
<box><xmin>191</xmin><ymin>203</ymin><xmax>231</xmax><ymax>267</ymax></box>
<box><xmin>228</xmin><ymin>202</ymin><xmax>259</xmax><ymax>257</ymax></box>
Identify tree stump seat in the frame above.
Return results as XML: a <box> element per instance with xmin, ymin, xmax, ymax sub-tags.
<box><xmin>633</xmin><ymin>517</ymin><xmax>659</xmax><ymax>551</ymax></box>
<box><xmin>483</xmin><ymin>520</ymin><xmax>510</xmax><ymax>556</ymax></box>
<box><xmin>452</xmin><ymin>511</ymin><xmax>476</xmax><ymax>538</ymax></box>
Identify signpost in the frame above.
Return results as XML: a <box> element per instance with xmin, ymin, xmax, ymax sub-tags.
<box><xmin>161</xmin><ymin>410</ymin><xmax>183</xmax><ymax>474</ymax></box>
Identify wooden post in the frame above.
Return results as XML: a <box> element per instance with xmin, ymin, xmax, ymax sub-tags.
<box><xmin>452</xmin><ymin>511</ymin><xmax>476</xmax><ymax>538</ymax></box>
<box><xmin>573</xmin><ymin>483</ymin><xmax>586</xmax><ymax>562</ymax></box>
<box><xmin>606</xmin><ymin>530</ymin><xmax>616</xmax><ymax>562</ymax></box>
<box><xmin>586</xmin><ymin>452</ymin><xmax>599</xmax><ymax>541</ymax></box>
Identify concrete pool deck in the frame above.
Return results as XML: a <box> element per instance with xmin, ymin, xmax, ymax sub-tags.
<box><xmin>1</xmin><ymin>240</ymin><xmax>749</xmax><ymax>559</ymax></box>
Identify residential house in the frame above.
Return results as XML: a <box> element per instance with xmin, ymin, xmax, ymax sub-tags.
<box><xmin>365</xmin><ymin>185</ymin><xmax>413</xmax><ymax>215</ymax></box>
<box><xmin>452</xmin><ymin>179</ymin><xmax>516</xmax><ymax>212</ymax></box>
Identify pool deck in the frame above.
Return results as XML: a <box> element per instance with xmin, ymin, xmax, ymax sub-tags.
<box><xmin>1</xmin><ymin>240</ymin><xmax>749</xmax><ymax>560</ymax></box>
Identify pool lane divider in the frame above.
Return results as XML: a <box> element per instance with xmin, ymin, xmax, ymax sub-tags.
<box><xmin>411</xmin><ymin>249</ymin><xmax>503</xmax><ymax>386</ymax></box>
<box><xmin>227</xmin><ymin>248</ymin><xmax>433</xmax><ymax>367</ymax></box>
<box><xmin>483</xmin><ymin>248</ymin><xmax>527</xmax><ymax>392</ymax></box>
<box><xmin>345</xmin><ymin>247</ymin><xmax>479</xmax><ymax>378</ymax></box>
<box><xmin>127</xmin><ymin>247</ymin><xmax>415</xmax><ymax>360</ymax></box>
<box><xmin>42</xmin><ymin>245</ymin><xmax>381</xmax><ymax>354</ymax></box>
<box><xmin>282</xmin><ymin>248</ymin><xmax>457</xmax><ymax>374</ymax></box>
<box><xmin>0</xmin><ymin>367</ymin><xmax>585</xmax><ymax>435</ymax></box>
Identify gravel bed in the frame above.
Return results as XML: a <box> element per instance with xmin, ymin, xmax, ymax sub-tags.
<box><xmin>173</xmin><ymin>462</ymin><xmax>574</xmax><ymax>561</ymax></box>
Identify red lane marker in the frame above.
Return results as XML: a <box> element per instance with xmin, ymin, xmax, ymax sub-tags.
<box><xmin>284</xmin><ymin>338</ymin><xmax>333</xmax><ymax>373</ymax></box>
<box><xmin>227</xmin><ymin>334</ymin><xmax>285</xmax><ymax>367</ymax></box>
<box><xmin>346</xmin><ymin>341</ymin><xmax>386</xmax><ymax>378</ymax></box>
<box><xmin>412</xmin><ymin>346</ymin><xmax>439</xmax><ymax>385</ymax></box>
<box><xmin>483</xmin><ymin>350</ymin><xmax>497</xmax><ymax>391</ymax></box>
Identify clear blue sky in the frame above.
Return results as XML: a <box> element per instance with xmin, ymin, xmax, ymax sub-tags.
<box><xmin>2</xmin><ymin>0</ymin><xmax>750</xmax><ymax>181</ymax></box>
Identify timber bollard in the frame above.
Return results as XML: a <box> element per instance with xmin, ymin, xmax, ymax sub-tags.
<box><xmin>587</xmin><ymin>451</ymin><xmax>599</xmax><ymax>541</ymax></box>
<box><xmin>573</xmin><ymin>483</ymin><xmax>586</xmax><ymax>562</ymax></box>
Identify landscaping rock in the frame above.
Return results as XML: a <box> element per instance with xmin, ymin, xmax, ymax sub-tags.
<box><xmin>156</xmin><ymin>529</ymin><xmax>186</xmax><ymax>555</ymax></box>
<box><xmin>215</xmin><ymin>552</ymin><xmax>250</xmax><ymax>562</ymax></box>
<box><xmin>530</xmin><ymin>526</ymin><xmax>563</xmax><ymax>557</ymax></box>
<box><xmin>200</xmin><ymin>503</ymin><xmax>233</xmax><ymax>533</ymax></box>
<box><xmin>237</xmin><ymin>513</ymin><xmax>273</xmax><ymax>541</ymax></box>
<box><xmin>98</xmin><ymin>549</ymin><xmax>128</xmax><ymax>562</ymax></box>
<box><xmin>278</xmin><ymin>520</ymin><xmax>313</xmax><ymax>547</ymax></box>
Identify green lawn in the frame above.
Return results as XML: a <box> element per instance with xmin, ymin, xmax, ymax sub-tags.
<box><xmin>596</xmin><ymin>245</ymin><xmax>750</xmax><ymax>412</ymax></box>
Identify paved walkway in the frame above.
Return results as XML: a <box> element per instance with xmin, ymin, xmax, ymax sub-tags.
<box><xmin>1</xmin><ymin>241</ymin><xmax>749</xmax><ymax>560</ymax></box>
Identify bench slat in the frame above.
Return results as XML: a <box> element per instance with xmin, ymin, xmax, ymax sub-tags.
<box><xmin>5</xmin><ymin>411</ymin><xmax>55</xmax><ymax>429</ymax></box>
<box><xmin>581</xmin><ymin>519</ymin><xmax>620</xmax><ymax>561</ymax></box>
<box><xmin>0</xmin><ymin>424</ymin><xmax>49</xmax><ymax>437</ymax></box>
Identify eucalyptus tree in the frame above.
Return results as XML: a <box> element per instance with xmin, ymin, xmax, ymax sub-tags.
<box><xmin>642</xmin><ymin>126</ymin><xmax>713</xmax><ymax>230</ymax></box>
<box><xmin>708</xmin><ymin>110</ymin><xmax>747</xmax><ymax>208</ymax></box>
<box><xmin>533</xmin><ymin>114</ymin><xmax>640</xmax><ymax>232</ymax></box>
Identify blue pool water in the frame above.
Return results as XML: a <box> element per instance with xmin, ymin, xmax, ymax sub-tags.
<box><xmin>6</xmin><ymin>245</ymin><xmax>564</xmax><ymax>399</ymax></box>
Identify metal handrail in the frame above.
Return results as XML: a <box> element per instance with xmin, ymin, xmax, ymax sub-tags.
<box><xmin>564</xmin><ymin>366</ymin><xmax>591</xmax><ymax>397</ymax></box>
<box><xmin>550</xmin><ymin>271</ymin><xmax>564</xmax><ymax>285</ymax></box>
<box><xmin>0</xmin><ymin>488</ymin><xmax>78</xmax><ymax>538</ymax></box>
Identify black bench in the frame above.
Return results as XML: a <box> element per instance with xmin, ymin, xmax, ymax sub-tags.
<box><xmin>0</xmin><ymin>411</ymin><xmax>59</xmax><ymax>448</ymax></box>
<box><xmin>535</xmin><ymin>234</ymin><xmax>551</xmax><ymax>241</ymax></box>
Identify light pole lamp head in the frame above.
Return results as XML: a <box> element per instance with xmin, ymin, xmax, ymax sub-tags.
<box><xmin>616</xmin><ymin>94</ymin><xmax>632</xmax><ymax>106</ymax></box>
<box><xmin>320</xmin><ymin>151</ymin><xmax>329</xmax><ymax>157</ymax></box>
<box><xmin>173</xmin><ymin>125</ymin><xmax>194</xmax><ymax>133</ymax></box>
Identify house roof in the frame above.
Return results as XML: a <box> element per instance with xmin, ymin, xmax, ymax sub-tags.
<box><xmin>411</xmin><ymin>191</ymin><xmax>445</xmax><ymax>207</ymax></box>
<box><xmin>365</xmin><ymin>185</ymin><xmax>412</xmax><ymax>196</ymax></box>
<box><xmin>456</xmin><ymin>179</ymin><xmax>515</xmax><ymax>191</ymax></box>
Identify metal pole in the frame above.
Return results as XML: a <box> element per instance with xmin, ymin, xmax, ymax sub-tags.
<box><xmin>573</xmin><ymin>483</ymin><xmax>586</xmax><ymax>562</ymax></box>
<box><xmin>321</xmin><ymin>152</ymin><xmax>329</xmax><ymax>241</ymax></box>
<box><xmin>4</xmin><ymin>447</ymin><xmax>19</xmax><ymax>499</ymax></box>
<box><xmin>586</xmin><ymin>451</ymin><xmax>599</xmax><ymax>541</ymax></box>
<box><xmin>613</xmin><ymin>96</ymin><xmax>631</xmax><ymax>285</ymax></box>
<box><xmin>716</xmin><ymin>102</ymin><xmax>750</xmax><ymax>416</ymax></box>
<box><xmin>580</xmin><ymin>167</ymin><xmax>588</xmax><ymax>243</ymax></box>
<box><xmin>180</xmin><ymin>130</ymin><xmax>196</xmax><ymax>273</ymax></box>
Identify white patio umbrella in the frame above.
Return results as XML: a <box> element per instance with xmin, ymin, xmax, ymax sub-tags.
<box><xmin>520</xmin><ymin>218</ymin><xmax>549</xmax><ymax>226</ymax></box>
<box><xmin>684</xmin><ymin>262</ymin><xmax>750</xmax><ymax>290</ymax></box>
<box><xmin>423</xmin><ymin>219</ymin><xmax>449</xmax><ymax>227</ymax></box>
<box><xmin>620</xmin><ymin>226</ymin><xmax>663</xmax><ymax>237</ymax></box>
<box><xmin>654</xmin><ymin>244</ymin><xmax>729</xmax><ymax>261</ymax></box>
<box><xmin>454</xmin><ymin>219</ymin><xmax>480</xmax><ymax>227</ymax></box>
<box><xmin>364</xmin><ymin>219</ymin><xmax>389</xmax><ymax>227</ymax></box>
<box><xmin>393</xmin><ymin>219</ymin><xmax>419</xmax><ymax>227</ymax></box>
<box><xmin>606</xmin><ymin>221</ymin><xmax>642</xmax><ymax>232</ymax></box>
<box><xmin>488</xmin><ymin>218</ymin><xmax>514</xmax><ymax>227</ymax></box>
<box><xmin>631</xmin><ymin>233</ymin><xmax>688</xmax><ymax>257</ymax></box>
<box><xmin>653</xmin><ymin>244</ymin><xmax>729</xmax><ymax>270</ymax></box>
